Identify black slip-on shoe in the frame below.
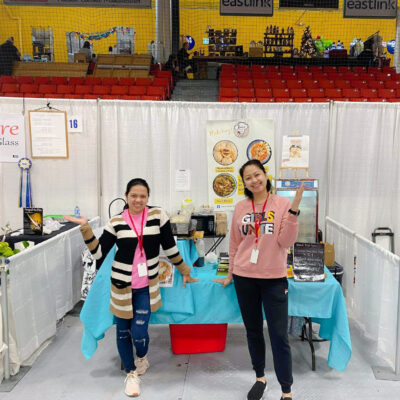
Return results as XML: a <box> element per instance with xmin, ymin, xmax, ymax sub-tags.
<box><xmin>247</xmin><ymin>380</ymin><xmax>267</xmax><ymax>400</ymax></box>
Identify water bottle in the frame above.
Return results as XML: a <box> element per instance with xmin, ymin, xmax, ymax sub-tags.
<box><xmin>195</xmin><ymin>239</ymin><xmax>205</xmax><ymax>267</ymax></box>
<box><xmin>74</xmin><ymin>206</ymin><xmax>80</xmax><ymax>218</ymax></box>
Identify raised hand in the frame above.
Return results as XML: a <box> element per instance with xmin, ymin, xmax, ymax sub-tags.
<box><xmin>63</xmin><ymin>215</ymin><xmax>88</xmax><ymax>226</ymax></box>
<box><xmin>290</xmin><ymin>183</ymin><xmax>305</xmax><ymax>211</ymax></box>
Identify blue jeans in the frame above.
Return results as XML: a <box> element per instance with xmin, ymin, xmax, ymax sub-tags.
<box><xmin>114</xmin><ymin>286</ymin><xmax>151</xmax><ymax>373</ymax></box>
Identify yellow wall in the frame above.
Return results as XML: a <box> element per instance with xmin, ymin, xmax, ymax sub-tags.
<box><xmin>0</xmin><ymin>0</ymin><xmax>397</xmax><ymax>63</ymax></box>
<box><xmin>0</xmin><ymin>0</ymin><xmax>156</xmax><ymax>61</ymax></box>
<box><xmin>180</xmin><ymin>0</ymin><xmax>397</xmax><ymax>61</ymax></box>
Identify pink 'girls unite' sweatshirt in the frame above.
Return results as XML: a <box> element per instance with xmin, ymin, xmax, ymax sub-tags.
<box><xmin>229</xmin><ymin>194</ymin><xmax>299</xmax><ymax>279</ymax></box>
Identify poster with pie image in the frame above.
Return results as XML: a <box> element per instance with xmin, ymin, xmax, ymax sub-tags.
<box><xmin>281</xmin><ymin>135</ymin><xmax>309</xmax><ymax>168</ymax></box>
<box><xmin>207</xmin><ymin>119</ymin><xmax>275</xmax><ymax>210</ymax></box>
<box><xmin>158</xmin><ymin>257</ymin><xmax>175</xmax><ymax>287</ymax></box>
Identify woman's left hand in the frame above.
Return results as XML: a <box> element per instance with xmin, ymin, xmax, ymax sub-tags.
<box><xmin>290</xmin><ymin>183</ymin><xmax>305</xmax><ymax>211</ymax></box>
<box><xmin>182</xmin><ymin>274</ymin><xmax>200</xmax><ymax>288</ymax></box>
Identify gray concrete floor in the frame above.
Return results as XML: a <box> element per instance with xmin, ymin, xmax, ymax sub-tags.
<box><xmin>0</xmin><ymin>314</ymin><xmax>399</xmax><ymax>400</ymax></box>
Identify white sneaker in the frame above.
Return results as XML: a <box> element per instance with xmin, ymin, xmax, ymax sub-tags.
<box><xmin>135</xmin><ymin>355</ymin><xmax>150</xmax><ymax>376</ymax></box>
<box><xmin>124</xmin><ymin>370</ymin><xmax>141</xmax><ymax>397</ymax></box>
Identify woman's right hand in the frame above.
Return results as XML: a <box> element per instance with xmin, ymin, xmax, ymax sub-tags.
<box><xmin>213</xmin><ymin>275</ymin><xmax>233</xmax><ymax>289</ymax></box>
<box><xmin>63</xmin><ymin>215</ymin><xmax>88</xmax><ymax>226</ymax></box>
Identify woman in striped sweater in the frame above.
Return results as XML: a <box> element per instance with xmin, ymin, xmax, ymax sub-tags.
<box><xmin>65</xmin><ymin>178</ymin><xmax>198</xmax><ymax>397</ymax></box>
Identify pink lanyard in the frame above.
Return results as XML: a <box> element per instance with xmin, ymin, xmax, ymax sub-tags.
<box><xmin>251</xmin><ymin>194</ymin><xmax>269</xmax><ymax>245</ymax></box>
<box><xmin>128</xmin><ymin>209</ymin><xmax>145</xmax><ymax>257</ymax></box>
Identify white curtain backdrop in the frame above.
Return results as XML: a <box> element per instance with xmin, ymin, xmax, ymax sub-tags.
<box><xmin>0</xmin><ymin>98</ymin><xmax>99</xmax><ymax>229</ymax></box>
<box><xmin>328</xmin><ymin>102</ymin><xmax>400</xmax><ymax>256</ymax></box>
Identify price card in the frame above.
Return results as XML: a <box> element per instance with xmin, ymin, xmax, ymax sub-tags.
<box><xmin>68</xmin><ymin>115</ymin><xmax>83</xmax><ymax>133</ymax></box>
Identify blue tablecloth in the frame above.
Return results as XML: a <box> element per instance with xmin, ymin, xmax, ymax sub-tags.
<box><xmin>151</xmin><ymin>241</ymin><xmax>352</xmax><ymax>372</ymax></box>
<box><xmin>81</xmin><ymin>240</ymin><xmax>351</xmax><ymax>371</ymax></box>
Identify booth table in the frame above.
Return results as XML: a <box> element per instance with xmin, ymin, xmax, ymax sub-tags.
<box><xmin>150</xmin><ymin>241</ymin><xmax>352</xmax><ymax>372</ymax></box>
<box><xmin>4</xmin><ymin>217</ymin><xmax>100</xmax><ymax>364</ymax></box>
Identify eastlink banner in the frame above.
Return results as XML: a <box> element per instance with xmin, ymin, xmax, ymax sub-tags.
<box><xmin>3</xmin><ymin>0</ymin><xmax>151</xmax><ymax>8</ymax></box>
<box><xmin>344</xmin><ymin>0</ymin><xmax>396</xmax><ymax>18</ymax></box>
<box><xmin>220</xmin><ymin>0</ymin><xmax>273</xmax><ymax>16</ymax></box>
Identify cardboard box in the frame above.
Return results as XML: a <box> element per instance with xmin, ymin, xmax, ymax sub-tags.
<box><xmin>249</xmin><ymin>47</ymin><xmax>263</xmax><ymax>57</ymax></box>
<box><xmin>324</xmin><ymin>242</ymin><xmax>335</xmax><ymax>267</ymax></box>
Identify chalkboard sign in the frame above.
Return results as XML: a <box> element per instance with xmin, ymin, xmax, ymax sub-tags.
<box><xmin>293</xmin><ymin>242</ymin><xmax>325</xmax><ymax>282</ymax></box>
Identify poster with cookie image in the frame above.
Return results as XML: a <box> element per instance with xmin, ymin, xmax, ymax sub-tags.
<box><xmin>158</xmin><ymin>258</ymin><xmax>175</xmax><ymax>287</ymax></box>
<box><xmin>281</xmin><ymin>135</ymin><xmax>309</xmax><ymax>168</ymax></box>
<box><xmin>207</xmin><ymin>119</ymin><xmax>275</xmax><ymax>210</ymax></box>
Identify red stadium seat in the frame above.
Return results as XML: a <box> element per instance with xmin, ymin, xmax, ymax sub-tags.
<box><xmin>274</xmin><ymin>97</ymin><xmax>293</xmax><ymax>102</ymax></box>
<box><xmin>302</xmin><ymin>80</ymin><xmax>319</xmax><ymax>89</ymax></box>
<box><xmin>311</xmin><ymin>98</ymin><xmax>329</xmax><ymax>102</ymax></box>
<box><xmin>0</xmin><ymin>76</ymin><xmax>17</xmax><ymax>84</ymax></box>
<box><xmin>360</xmin><ymin>88</ymin><xmax>377</xmax><ymax>99</ymax></box>
<box><xmin>237</xmin><ymin>79</ymin><xmax>253</xmax><ymax>88</ymax></box>
<box><xmin>128</xmin><ymin>86</ymin><xmax>147</xmax><ymax>96</ymax></box>
<box><xmin>319</xmin><ymin>80</ymin><xmax>335</xmax><ymax>89</ymax></box>
<box><xmin>16</xmin><ymin>76</ymin><xmax>33</xmax><ymax>84</ymax></box>
<box><xmin>136</xmin><ymin>78</ymin><xmax>153</xmax><ymax>86</ymax></box>
<box><xmin>350</xmin><ymin>80</ymin><xmax>368</xmax><ymax>89</ymax></box>
<box><xmin>255</xmin><ymin>88</ymin><xmax>273</xmax><ymax>98</ymax></box>
<box><xmin>293</xmin><ymin>98</ymin><xmax>312</xmax><ymax>102</ymax></box>
<box><xmin>325</xmin><ymin>88</ymin><xmax>343</xmax><ymax>99</ymax></box>
<box><xmin>257</xmin><ymin>97</ymin><xmax>275</xmax><ymax>102</ymax></box>
<box><xmin>84</xmin><ymin>77</ymin><xmax>102</xmax><ymax>85</ymax></box>
<box><xmin>51</xmin><ymin>77</ymin><xmax>68</xmax><ymax>85</ymax></box>
<box><xmin>44</xmin><ymin>93</ymin><xmax>64</xmax><ymax>98</ymax></box>
<box><xmin>219</xmin><ymin>96</ymin><xmax>238</xmax><ymax>102</ymax></box>
<box><xmin>342</xmin><ymin>88</ymin><xmax>361</xmax><ymax>98</ymax></box>
<box><xmin>110</xmin><ymin>85</ymin><xmax>129</xmax><ymax>97</ymax></box>
<box><xmin>368</xmin><ymin>67</ymin><xmax>381</xmax><ymax>74</ymax></box>
<box><xmin>307</xmin><ymin>88</ymin><xmax>325</xmax><ymax>98</ymax></box>
<box><xmin>238</xmin><ymin>97</ymin><xmax>256</xmax><ymax>102</ymax></box>
<box><xmin>286</xmin><ymin>80</ymin><xmax>303</xmax><ymax>89</ymax></box>
<box><xmin>367</xmin><ymin>80</ymin><xmax>385</xmax><ymax>89</ymax></box>
<box><xmin>220</xmin><ymin>87</ymin><xmax>238</xmax><ymax>97</ymax></box>
<box><xmin>119</xmin><ymin>77</ymin><xmax>135</xmax><ymax>86</ymax></box>
<box><xmin>353</xmin><ymin>66</ymin><xmax>367</xmax><ymax>74</ymax></box>
<box><xmin>74</xmin><ymin>85</ymin><xmax>93</xmax><ymax>95</ymax></box>
<box><xmin>102</xmin><ymin>77</ymin><xmax>119</xmax><ymax>86</ymax></box>
<box><xmin>253</xmin><ymin>79</ymin><xmax>269</xmax><ymax>89</ymax></box>
<box><xmin>384</xmin><ymin>80</ymin><xmax>400</xmax><ymax>89</ymax></box>
<box><xmin>289</xmin><ymin>88</ymin><xmax>307</xmax><ymax>98</ymax></box>
<box><xmin>19</xmin><ymin>83</ymin><xmax>37</xmax><ymax>94</ymax></box>
<box><xmin>24</xmin><ymin>93</ymin><xmax>42</xmax><ymax>98</ymax></box>
<box><xmin>69</xmin><ymin>77</ymin><xmax>85</xmax><ymax>86</ymax></box>
<box><xmin>269</xmin><ymin>79</ymin><xmax>286</xmax><ymax>89</ymax></box>
<box><xmin>57</xmin><ymin>85</ymin><xmax>74</xmax><ymax>95</ymax></box>
<box><xmin>334</xmin><ymin>80</ymin><xmax>351</xmax><ymax>89</ymax></box>
<box><xmin>238</xmin><ymin>88</ymin><xmax>255</xmax><ymax>97</ymax></box>
<box><xmin>297</xmin><ymin>71</ymin><xmax>313</xmax><ymax>80</ymax></box>
<box><xmin>378</xmin><ymin>88</ymin><xmax>396</xmax><ymax>99</ymax></box>
<box><xmin>120</xmin><ymin>95</ymin><xmax>141</xmax><ymax>100</ymax></box>
<box><xmin>272</xmin><ymin>88</ymin><xmax>290</xmax><ymax>98</ymax></box>
<box><xmin>92</xmin><ymin>85</ymin><xmax>111</xmax><ymax>96</ymax></box>
<box><xmin>34</xmin><ymin>76</ymin><xmax>51</xmax><ymax>85</ymax></box>
<box><xmin>220</xmin><ymin>79</ymin><xmax>237</xmax><ymax>88</ymax></box>
<box><xmin>141</xmin><ymin>95</ymin><xmax>161</xmax><ymax>101</ymax></box>
<box><xmin>38</xmin><ymin>84</ymin><xmax>57</xmax><ymax>94</ymax></box>
<box><xmin>147</xmin><ymin>86</ymin><xmax>166</xmax><ymax>100</ymax></box>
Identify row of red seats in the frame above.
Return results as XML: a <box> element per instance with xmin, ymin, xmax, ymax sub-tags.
<box><xmin>220</xmin><ymin>78</ymin><xmax>400</xmax><ymax>90</ymax></box>
<box><xmin>220</xmin><ymin>87</ymin><xmax>400</xmax><ymax>100</ymax></box>
<box><xmin>0</xmin><ymin>83</ymin><xmax>167</xmax><ymax>100</ymax></box>
<box><xmin>221</xmin><ymin>64</ymin><xmax>393</xmax><ymax>74</ymax></box>
<box><xmin>219</xmin><ymin>97</ymin><xmax>399</xmax><ymax>103</ymax></box>
<box><xmin>221</xmin><ymin>71</ymin><xmax>399</xmax><ymax>82</ymax></box>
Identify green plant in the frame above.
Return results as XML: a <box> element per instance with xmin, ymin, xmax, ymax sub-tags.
<box><xmin>0</xmin><ymin>241</ymin><xmax>20</xmax><ymax>258</ymax></box>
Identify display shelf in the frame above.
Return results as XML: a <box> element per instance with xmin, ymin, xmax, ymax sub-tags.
<box><xmin>264</xmin><ymin>26</ymin><xmax>294</xmax><ymax>57</ymax></box>
<box><xmin>207</xmin><ymin>27</ymin><xmax>237</xmax><ymax>57</ymax></box>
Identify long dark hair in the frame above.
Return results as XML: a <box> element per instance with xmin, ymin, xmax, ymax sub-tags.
<box><xmin>125</xmin><ymin>178</ymin><xmax>150</xmax><ymax>196</ymax></box>
<box><xmin>239</xmin><ymin>159</ymin><xmax>271</xmax><ymax>198</ymax></box>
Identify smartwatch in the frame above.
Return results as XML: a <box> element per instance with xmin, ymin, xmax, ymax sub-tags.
<box><xmin>288</xmin><ymin>208</ymin><xmax>300</xmax><ymax>216</ymax></box>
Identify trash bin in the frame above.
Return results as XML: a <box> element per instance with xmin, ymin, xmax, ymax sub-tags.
<box><xmin>328</xmin><ymin>262</ymin><xmax>343</xmax><ymax>286</ymax></box>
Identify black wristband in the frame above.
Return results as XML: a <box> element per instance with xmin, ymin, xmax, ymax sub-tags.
<box><xmin>288</xmin><ymin>208</ymin><xmax>300</xmax><ymax>216</ymax></box>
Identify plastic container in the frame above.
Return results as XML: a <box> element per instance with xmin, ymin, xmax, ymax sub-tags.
<box><xmin>195</xmin><ymin>239</ymin><xmax>205</xmax><ymax>267</ymax></box>
<box><xmin>169</xmin><ymin>324</ymin><xmax>227</xmax><ymax>354</ymax></box>
<box><xmin>328</xmin><ymin>262</ymin><xmax>343</xmax><ymax>286</ymax></box>
<box><xmin>74</xmin><ymin>206</ymin><xmax>80</xmax><ymax>218</ymax></box>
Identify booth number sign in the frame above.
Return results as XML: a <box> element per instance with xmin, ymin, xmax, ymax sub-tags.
<box><xmin>68</xmin><ymin>115</ymin><xmax>83</xmax><ymax>133</ymax></box>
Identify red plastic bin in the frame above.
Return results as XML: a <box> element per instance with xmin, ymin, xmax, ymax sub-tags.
<box><xmin>169</xmin><ymin>323</ymin><xmax>227</xmax><ymax>354</ymax></box>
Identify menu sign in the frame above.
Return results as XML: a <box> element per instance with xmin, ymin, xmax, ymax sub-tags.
<box><xmin>206</xmin><ymin>119</ymin><xmax>275</xmax><ymax>210</ymax></box>
<box><xmin>293</xmin><ymin>242</ymin><xmax>325</xmax><ymax>282</ymax></box>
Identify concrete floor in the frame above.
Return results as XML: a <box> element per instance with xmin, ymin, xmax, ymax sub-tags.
<box><xmin>0</xmin><ymin>314</ymin><xmax>399</xmax><ymax>400</ymax></box>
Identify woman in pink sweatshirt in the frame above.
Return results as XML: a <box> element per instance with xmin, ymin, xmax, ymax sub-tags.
<box><xmin>215</xmin><ymin>159</ymin><xmax>304</xmax><ymax>400</ymax></box>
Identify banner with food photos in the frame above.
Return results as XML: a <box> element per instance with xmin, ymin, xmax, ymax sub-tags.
<box><xmin>207</xmin><ymin>119</ymin><xmax>275</xmax><ymax>210</ymax></box>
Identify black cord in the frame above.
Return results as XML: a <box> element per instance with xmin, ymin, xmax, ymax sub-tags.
<box><xmin>108</xmin><ymin>197</ymin><xmax>126</xmax><ymax>218</ymax></box>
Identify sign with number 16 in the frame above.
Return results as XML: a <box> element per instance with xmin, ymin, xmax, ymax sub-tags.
<box><xmin>68</xmin><ymin>115</ymin><xmax>83</xmax><ymax>133</ymax></box>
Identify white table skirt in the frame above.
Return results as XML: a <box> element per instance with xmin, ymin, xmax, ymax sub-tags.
<box><xmin>5</xmin><ymin>217</ymin><xmax>100</xmax><ymax>364</ymax></box>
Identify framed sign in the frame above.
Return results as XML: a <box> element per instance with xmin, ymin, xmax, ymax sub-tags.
<box><xmin>28</xmin><ymin>110</ymin><xmax>69</xmax><ymax>158</ymax></box>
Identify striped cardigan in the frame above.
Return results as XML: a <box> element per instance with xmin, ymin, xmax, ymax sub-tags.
<box><xmin>80</xmin><ymin>206</ymin><xmax>191</xmax><ymax>319</ymax></box>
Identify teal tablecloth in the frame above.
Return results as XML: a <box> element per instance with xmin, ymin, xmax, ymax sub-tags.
<box><xmin>151</xmin><ymin>241</ymin><xmax>352</xmax><ymax>372</ymax></box>
<box><xmin>81</xmin><ymin>239</ymin><xmax>351</xmax><ymax>371</ymax></box>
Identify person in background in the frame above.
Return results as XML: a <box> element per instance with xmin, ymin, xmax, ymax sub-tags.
<box><xmin>65</xmin><ymin>178</ymin><xmax>199</xmax><ymax>398</ymax></box>
<box><xmin>215</xmin><ymin>159</ymin><xmax>304</xmax><ymax>400</ymax></box>
<box><xmin>177</xmin><ymin>41</ymin><xmax>196</xmax><ymax>77</ymax></box>
<box><xmin>164</xmin><ymin>53</ymin><xmax>179</xmax><ymax>79</ymax></box>
<box><xmin>79</xmin><ymin>40</ymin><xmax>92</xmax><ymax>63</ymax></box>
<box><xmin>0</xmin><ymin>37</ymin><xmax>20</xmax><ymax>76</ymax></box>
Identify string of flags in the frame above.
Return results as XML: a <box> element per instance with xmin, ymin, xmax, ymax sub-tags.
<box><xmin>71</xmin><ymin>27</ymin><xmax>133</xmax><ymax>41</ymax></box>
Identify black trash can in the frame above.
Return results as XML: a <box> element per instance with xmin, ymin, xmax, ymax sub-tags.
<box><xmin>328</xmin><ymin>262</ymin><xmax>344</xmax><ymax>286</ymax></box>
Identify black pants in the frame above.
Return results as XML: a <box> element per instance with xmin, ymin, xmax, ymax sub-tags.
<box><xmin>233</xmin><ymin>274</ymin><xmax>293</xmax><ymax>394</ymax></box>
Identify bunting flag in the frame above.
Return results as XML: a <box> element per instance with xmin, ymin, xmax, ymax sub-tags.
<box><xmin>71</xmin><ymin>27</ymin><xmax>133</xmax><ymax>42</ymax></box>
<box><xmin>18</xmin><ymin>158</ymin><xmax>33</xmax><ymax>208</ymax></box>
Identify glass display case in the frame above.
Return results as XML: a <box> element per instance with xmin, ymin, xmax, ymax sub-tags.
<box><xmin>275</xmin><ymin>179</ymin><xmax>319</xmax><ymax>243</ymax></box>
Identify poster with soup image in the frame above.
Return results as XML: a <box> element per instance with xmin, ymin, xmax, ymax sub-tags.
<box><xmin>207</xmin><ymin>119</ymin><xmax>275</xmax><ymax>210</ymax></box>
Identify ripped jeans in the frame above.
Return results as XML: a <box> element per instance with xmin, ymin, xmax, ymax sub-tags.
<box><xmin>115</xmin><ymin>286</ymin><xmax>151</xmax><ymax>373</ymax></box>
